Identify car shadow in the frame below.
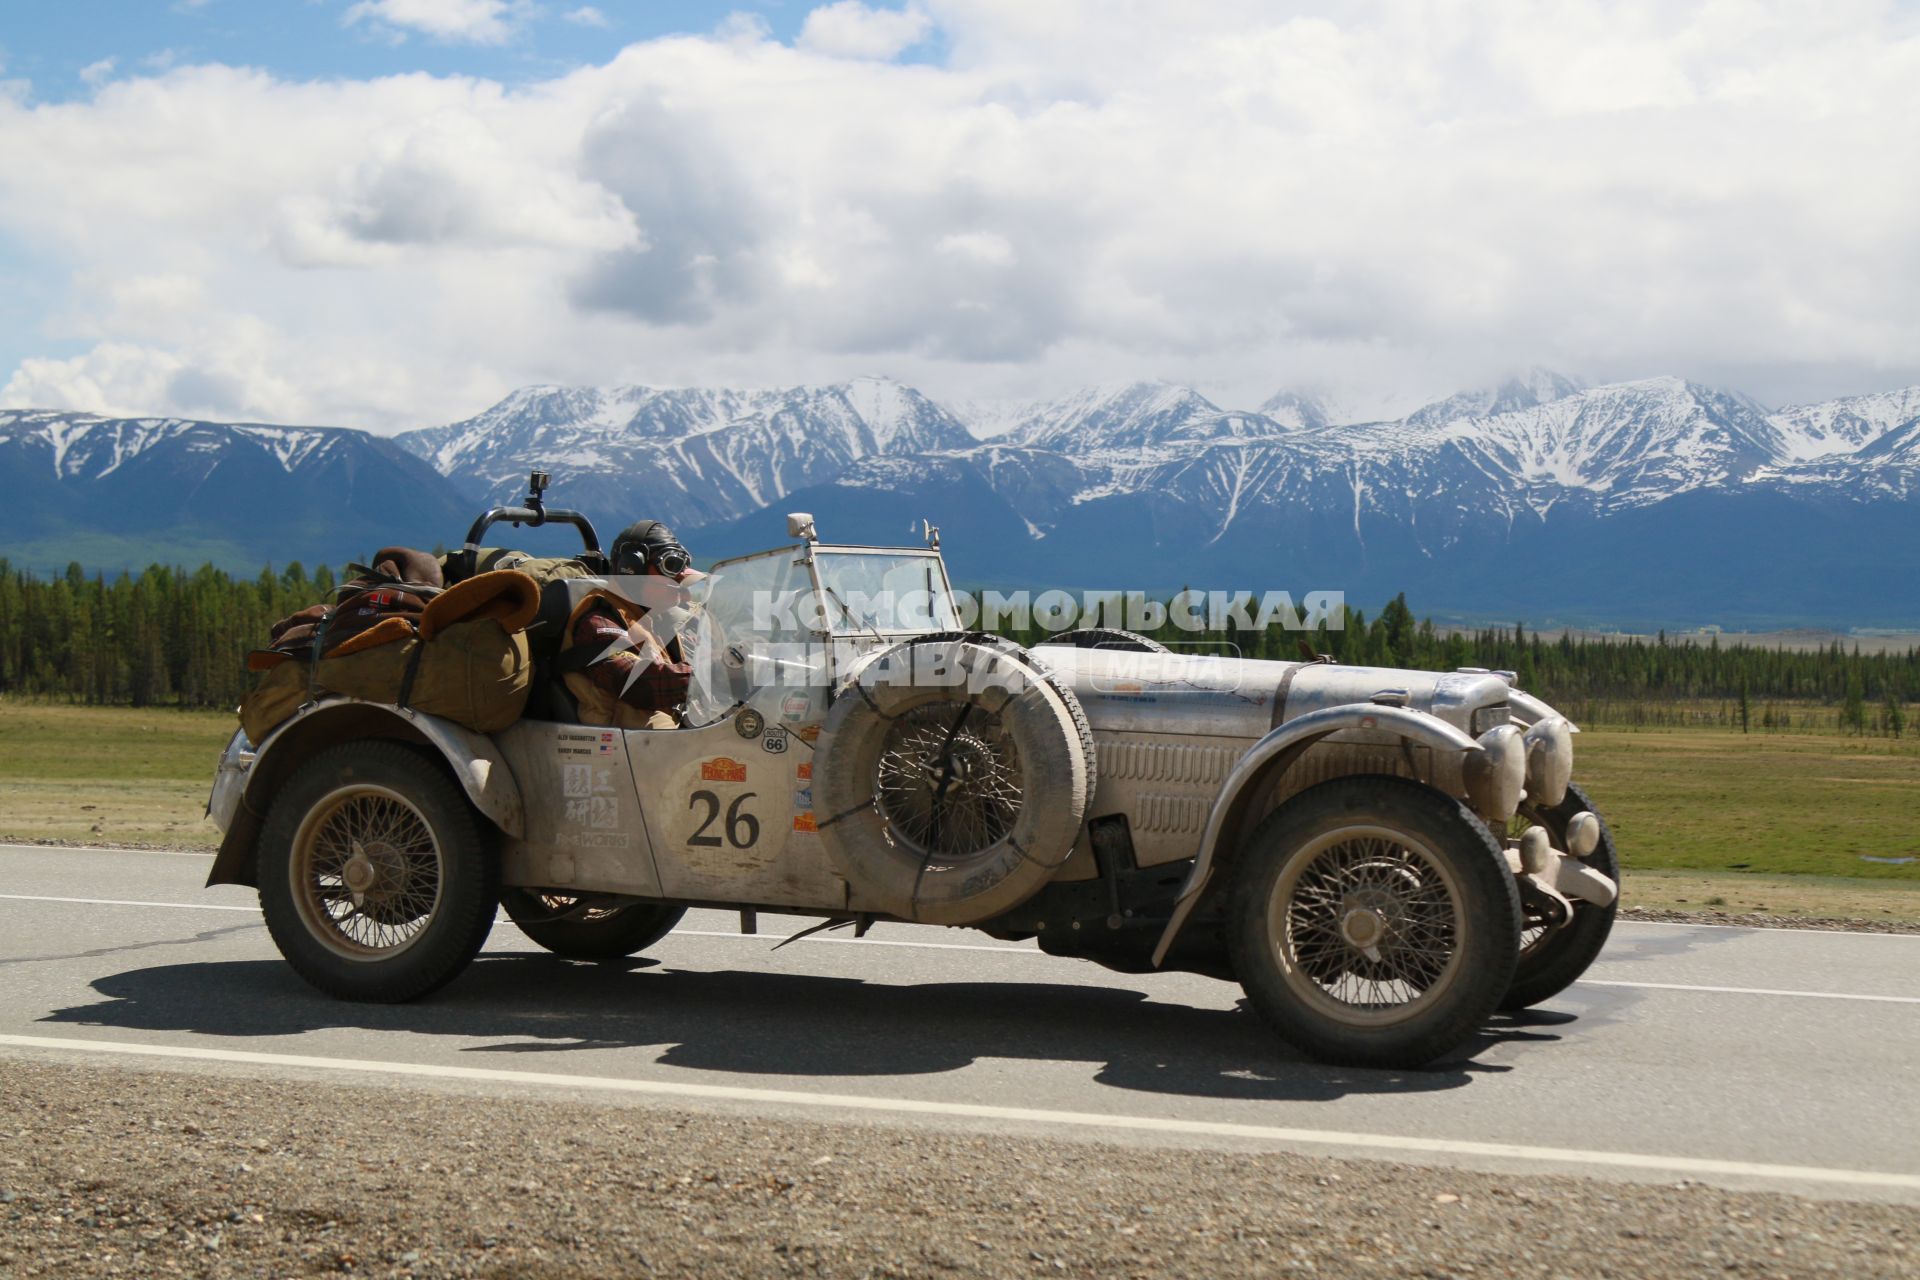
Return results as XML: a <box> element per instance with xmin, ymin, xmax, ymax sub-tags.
<box><xmin>36</xmin><ymin>951</ymin><xmax>1556</xmax><ymax>1102</ymax></box>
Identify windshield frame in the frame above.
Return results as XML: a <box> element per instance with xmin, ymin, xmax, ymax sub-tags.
<box><xmin>805</xmin><ymin>544</ymin><xmax>960</xmax><ymax>638</ymax></box>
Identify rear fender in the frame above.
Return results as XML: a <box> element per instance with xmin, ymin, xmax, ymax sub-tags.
<box><xmin>206</xmin><ymin>700</ymin><xmax>524</xmax><ymax>888</ymax></box>
<box><xmin>1149</xmin><ymin>704</ymin><xmax>1481</xmax><ymax>966</ymax></box>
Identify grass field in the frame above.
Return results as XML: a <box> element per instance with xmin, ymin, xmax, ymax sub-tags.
<box><xmin>1</xmin><ymin>701</ymin><xmax>1915</xmax><ymax>919</ymax></box>
<box><xmin>1571</xmin><ymin>727</ymin><xmax>1920</xmax><ymax>878</ymax></box>
<box><xmin>0</xmin><ymin>701</ymin><xmax>233</xmax><ymax>847</ymax></box>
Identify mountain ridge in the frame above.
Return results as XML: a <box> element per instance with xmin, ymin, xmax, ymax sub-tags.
<box><xmin>5</xmin><ymin>370</ymin><xmax>1918</xmax><ymax>628</ymax></box>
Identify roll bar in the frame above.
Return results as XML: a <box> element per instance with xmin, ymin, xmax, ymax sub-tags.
<box><xmin>455</xmin><ymin>470</ymin><xmax>606</xmax><ymax>580</ymax></box>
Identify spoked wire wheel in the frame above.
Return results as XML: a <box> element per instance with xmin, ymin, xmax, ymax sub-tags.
<box><xmin>259</xmin><ymin>742</ymin><xmax>498</xmax><ymax>1002</ymax></box>
<box><xmin>1272</xmin><ymin>825</ymin><xmax>1465</xmax><ymax>1026</ymax></box>
<box><xmin>1229</xmin><ymin>776</ymin><xmax>1519</xmax><ymax>1067</ymax></box>
<box><xmin>874</xmin><ymin>701</ymin><xmax>1024</xmax><ymax>861</ymax></box>
<box><xmin>814</xmin><ymin>637</ymin><xmax>1090</xmax><ymax>925</ymax></box>
<box><xmin>290</xmin><ymin>784</ymin><xmax>444</xmax><ymax>960</ymax></box>
<box><xmin>501</xmin><ymin>889</ymin><xmax>684</xmax><ymax>960</ymax></box>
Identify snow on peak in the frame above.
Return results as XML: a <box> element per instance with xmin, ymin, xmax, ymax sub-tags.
<box><xmin>1256</xmin><ymin>390</ymin><xmax>1332</xmax><ymax>431</ymax></box>
<box><xmin>1402</xmin><ymin>368</ymin><xmax>1584</xmax><ymax>429</ymax></box>
<box><xmin>1768</xmin><ymin>385</ymin><xmax>1920</xmax><ymax>462</ymax></box>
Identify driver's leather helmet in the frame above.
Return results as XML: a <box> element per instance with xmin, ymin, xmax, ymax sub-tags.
<box><xmin>610</xmin><ymin>520</ymin><xmax>698</xmax><ymax>581</ymax></box>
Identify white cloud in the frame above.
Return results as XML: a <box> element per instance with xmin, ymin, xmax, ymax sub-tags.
<box><xmin>798</xmin><ymin>1</ymin><xmax>932</xmax><ymax>60</ymax></box>
<box><xmin>79</xmin><ymin>58</ymin><xmax>117</xmax><ymax>88</ymax></box>
<box><xmin>1</xmin><ymin>2</ymin><xmax>1918</xmax><ymax>431</ymax></box>
<box><xmin>937</xmin><ymin>231</ymin><xmax>1015</xmax><ymax>267</ymax></box>
<box><xmin>344</xmin><ymin>0</ymin><xmax>523</xmax><ymax>46</ymax></box>
<box><xmin>564</xmin><ymin>6</ymin><xmax>609</xmax><ymax>28</ymax></box>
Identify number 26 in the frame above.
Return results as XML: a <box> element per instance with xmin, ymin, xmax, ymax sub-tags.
<box><xmin>688</xmin><ymin>790</ymin><xmax>759</xmax><ymax>848</ymax></box>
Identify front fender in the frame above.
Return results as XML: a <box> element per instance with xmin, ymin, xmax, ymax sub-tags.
<box><xmin>206</xmin><ymin>699</ymin><xmax>524</xmax><ymax>888</ymax></box>
<box><xmin>1149</xmin><ymin>703</ymin><xmax>1482</xmax><ymax>967</ymax></box>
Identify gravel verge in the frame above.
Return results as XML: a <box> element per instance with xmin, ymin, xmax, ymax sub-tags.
<box><xmin>1617</xmin><ymin>906</ymin><xmax>1920</xmax><ymax>936</ymax></box>
<box><xmin>0</xmin><ymin>1056</ymin><xmax>1914</xmax><ymax>1279</ymax></box>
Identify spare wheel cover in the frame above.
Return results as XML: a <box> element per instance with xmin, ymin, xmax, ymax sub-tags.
<box><xmin>815</xmin><ymin>638</ymin><xmax>1091</xmax><ymax>925</ymax></box>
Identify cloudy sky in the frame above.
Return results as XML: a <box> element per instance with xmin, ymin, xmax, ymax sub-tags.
<box><xmin>1</xmin><ymin>0</ymin><xmax>1916</xmax><ymax>433</ymax></box>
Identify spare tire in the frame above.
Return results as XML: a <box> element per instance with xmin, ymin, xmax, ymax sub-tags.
<box><xmin>815</xmin><ymin>637</ymin><xmax>1092</xmax><ymax>925</ymax></box>
<box><xmin>1039</xmin><ymin>627</ymin><xmax>1170</xmax><ymax>654</ymax></box>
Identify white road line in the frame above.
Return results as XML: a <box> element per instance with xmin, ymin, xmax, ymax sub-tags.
<box><xmin>676</xmin><ymin>928</ymin><xmax>1033</xmax><ymax>954</ymax></box>
<box><xmin>0</xmin><ymin>893</ymin><xmax>258</xmax><ymax>913</ymax></box>
<box><xmin>1583</xmin><ymin>979</ymin><xmax>1920</xmax><ymax>1005</ymax></box>
<box><xmin>3</xmin><ymin>1033</ymin><xmax>1916</xmax><ymax>1193</ymax></box>
<box><xmin>0</xmin><ymin>843</ymin><xmax>210</xmax><ymax>860</ymax></box>
<box><xmin>5</xmin><ymin>894</ymin><xmax>1919</xmax><ymax>1003</ymax></box>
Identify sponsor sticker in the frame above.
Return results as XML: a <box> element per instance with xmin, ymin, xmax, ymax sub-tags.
<box><xmin>762</xmin><ymin>729</ymin><xmax>788</xmax><ymax>755</ymax></box>
<box><xmin>700</xmin><ymin>757</ymin><xmax>748</xmax><ymax>784</ymax></box>
<box><xmin>556</xmin><ymin>831</ymin><xmax>631</xmax><ymax>850</ymax></box>
<box><xmin>781</xmin><ymin>692</ymin><xmax>811</xmax><ymax>722</ymax></box>
<box><xmin>734</xmin><ymin>707</ymin><xmax>766</xmax><ymax>739</ymax></box>
<box><xmin>796</xmin><ymin>725</ymin><xmax>820</xmax><ymax>744</ymax></box>
<box><xmin>792</xmin><ymin>811</ymin><xmax>818</xmax><ymax>833</ymax></box>
<box><xmin>796</xmin><ymin>761</ymin><xmax>812</xmax><ymax>781</ymax></box>
<box><xmin>557</xmin><ymin>730</ymin><xmax>602</xmax><ymax>759</ymax></box>
<box><xmin>793</xmin><ymin>787</ymin><xmax>813</xmax><ymax>809</ymax></box>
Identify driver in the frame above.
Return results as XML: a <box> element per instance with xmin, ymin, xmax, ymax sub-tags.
<box><xmin>555</xmin><ymin>520</ymin><xmax>704</xmax><ymax>729</ymax></box>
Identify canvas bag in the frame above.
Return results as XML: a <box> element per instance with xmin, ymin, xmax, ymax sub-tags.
<box><xmin>240</xmin><ymin>571</ymin><xmax>538</xmax><ymax>742</ymax></box>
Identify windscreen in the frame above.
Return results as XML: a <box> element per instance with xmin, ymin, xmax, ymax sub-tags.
<box><xmin>812</xmin><ymin>551</ymin><xmax>960</xmax><ymax>635</ymax></box>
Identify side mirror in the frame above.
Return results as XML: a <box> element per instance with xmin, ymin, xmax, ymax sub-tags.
<box><xmin>786</xmin><ymin>512</ymin><xmax>818</xmax><ymax>542</ymax></box>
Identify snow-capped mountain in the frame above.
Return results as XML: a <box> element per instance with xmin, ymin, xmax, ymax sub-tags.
<box><xmin>0</xmin><ymin>409</ymin><xmax>470</xmax><ymax>572</ymax></box>
<box><xmin>691</xmin><ymin>371</ymin><xmax>1920</xmax><ymax>626</ymax></box>
<box><xmin>1256</xmin><ymin>390</ymin><xmax>1334</xmax><ymax>432</ymax></box>
<box><xmin>1003</xmin><ymin>381</ymin><xmax>1307</xmax><ymax>455</ymax></box>
<box><xmin>1766</xmin><ymin>386</ymin><xmax>1920</xmax><ymax>462</ymax></box>
<box><xmin>1343</xmin><ymin>376</ymin><xmax>1787</xmax><ymax>510</ymax></box>
<box><xmin>938</xmin><ymin>396</ymin><xmax>1046</xmax><ymax>440</ymax></box>
<box><xmin>397</xmin><ymin>376</ymin><xmax>973</xmax><ymax>530</ymax></box>
<box><xmin>1399</xmin><ymin>369</ymin><xmax>1584</xmax><ymax>430</ymax></box>
<box><xmin>9</xmin><ymin>368</ymin><xmax>1920</xmax><ymax>626</ymax></box>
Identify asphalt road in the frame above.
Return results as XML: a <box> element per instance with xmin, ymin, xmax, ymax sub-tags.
<box><xmin>4</xmin><ymin>843</ymin><xmax>1918</xmax><ymax>1204</ymax></box>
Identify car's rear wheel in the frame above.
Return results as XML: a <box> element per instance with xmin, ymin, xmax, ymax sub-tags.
<box><xmin>1500</xmin><ymin>782</ymin><xmax>1619</xmax><ymax>1011</ymax></box>
<box><xmin>258</xmin><ymin>741</ymin><xmax>498</xmax><ymax>1001</ymax></box>
<box><xmin>502</xmin><ymin>891</ymin><xmax>684</xmax><ymax>960</ymax></box>
<box><xmin>1229</xmin><ymin>777</ymin><xmax>1521</xmax><ymax>1068</ymax></box>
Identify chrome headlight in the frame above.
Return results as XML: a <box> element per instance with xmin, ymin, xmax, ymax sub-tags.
<box><xmin>1522</xmin><ymin>716</ymin><xmax>1574</xmax><ymax>809</ymax></box>
<box><xmin>1463</xmin><ymin>723</ymin><xmax>1525</xmax><ymax>825</ymax></box>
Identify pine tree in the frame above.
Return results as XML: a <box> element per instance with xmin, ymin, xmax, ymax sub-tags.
<box><xmin>1843</xmin><ymin>678</ymin><xmax>1867</xmax><ymax>735</ymax></box>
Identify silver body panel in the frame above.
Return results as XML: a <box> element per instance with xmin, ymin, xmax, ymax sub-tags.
<box><xmin>1034</xmin><ymin>648</ymin><xmax>1517</xmax><ymax>875</ymax></box>
<box><xmin>495</xmin><ymin>694</ymin><xmax>847</xmax><ymax>910</ymax></box>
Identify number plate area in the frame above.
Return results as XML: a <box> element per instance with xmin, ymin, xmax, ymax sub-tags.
<box><xmin>629</xmin><ymin>714</ymin><xmax>848</xmax><ymax>909</ymax></box>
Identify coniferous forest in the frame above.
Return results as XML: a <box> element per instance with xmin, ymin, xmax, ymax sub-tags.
<box><xmin>0</xmin><ymin>561</ymin><xmax>1913</xmax><ymax>736</ymax></box>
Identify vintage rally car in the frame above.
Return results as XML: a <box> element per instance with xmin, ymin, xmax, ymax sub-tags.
<box><xmin>207</xmin><ymin>498</ymin><xmax>1619</xmax><ymax>1069</ymax></box>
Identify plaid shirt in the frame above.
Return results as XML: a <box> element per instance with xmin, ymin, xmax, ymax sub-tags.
<box><xmin>571</xmin><ymin>602</ymin><xmax>693</xmax><ymax>715</ymax></box>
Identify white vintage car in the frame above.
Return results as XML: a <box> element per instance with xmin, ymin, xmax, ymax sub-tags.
<box><xmin>207</xmin><ymin>508</ymin><xmax>1618</xmax><ymax>1069</ymax></box>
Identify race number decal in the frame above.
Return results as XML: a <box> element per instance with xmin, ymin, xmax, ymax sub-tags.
<box><xmin>655</xmin><ymin>748</ymin><xmax>788</xmax><ymax>865</ymax></box>
<box><xmin>688</xmin><ymin>790</ymin><xmax>760</xmax><ymax>849</ymax></box>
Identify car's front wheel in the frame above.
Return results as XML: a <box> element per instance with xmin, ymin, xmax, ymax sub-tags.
<box><xmin>501</xmin><ymin>891</ymin><xmax>684</xmax><ymax>960</ymax></box>
<box><xmin>1229</xmin><ymin>776</ymin><xmax>1522</xmax><ymax>1068</ymax></box>
<box><xmin>258</xmin><ymin>741</ymin><xmax>498</xmax><ymax>1001</ymax></box>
